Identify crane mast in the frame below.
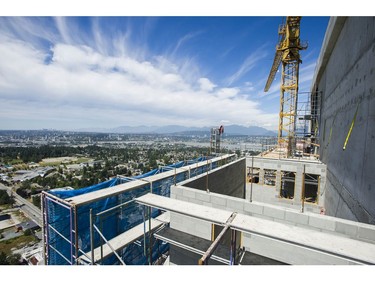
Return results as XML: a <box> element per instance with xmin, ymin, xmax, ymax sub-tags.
<box><xmin>264</xmin><ymin>16</ymin><xmax>307</xmax><ymax>157</ymax></box>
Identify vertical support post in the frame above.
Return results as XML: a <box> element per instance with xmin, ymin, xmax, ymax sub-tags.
<box><xmin>41</xmin><ymin>193</ymin><xmax>48</xmax><ymax>265</ymax></box>
<box><xmin>74</xmin><ymin>205</ymin><xmax>79</xmax><ymax>265</ymax></box>
<box><xmin>250</xmin><ymin>156</ymin><xmax>254</xmax><ymax>202</ymax></box>
<box><xmin>143</xmin><ymin>205</ymin><xmax>147</xmax><ymax>257</ymax></box>
<box><xmin>148</xmin><ymin>206</ymin><xmax>152</xmax><ymax>265</ymax></box>
<box><xmin>230</xmin><ymin>229</ymin><xmax>237</xmax><ymax>265</ymax></box>
<box><xmin>100</xmin><ymin>216</ymin><xmax>103</xmax><ymax>265</ymax></box>
<box><xmin>69</xmin><ymin>205</ymin><xmax>74</xmax><ymax>265</ymax></box>
<box><xmin>150</xmin><ymin>181</ymin><xmax>153</xmax><ymax>194</ymax></box>
<box><xmin>89</xmin><ymin>209</ymin><xmax>95</xmax><ymax>265</ymax></box>
<box><xmin>206</xmin><ymin>157</ymin><xmax>209</xmax><ymax>192</ymax></box>
<box><xmin>174</xmin><ymin>167</ymin><xmax>176</xmax><ymax>185</ymax></box>
<box><xmin>244</xmin><ymin>166</ymin><xmax>247</xmax><ymax>200</ymax></box>
<box><xmin>301</xmin><ymin>164</ymin><xmax>306</xmax><ymax>213</ymax></box>
<box><xmin>318</xmin><ymin>175</ymin><xmax>321</xmax><ymax>203</ymax></box>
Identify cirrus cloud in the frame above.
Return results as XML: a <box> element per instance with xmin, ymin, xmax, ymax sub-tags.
<box><xmin>0</xmin><ymin>17</ymin><xmax>279</xmax><ymax>131</ymax></box>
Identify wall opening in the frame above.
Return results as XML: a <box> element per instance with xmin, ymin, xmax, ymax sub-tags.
<box><xmin>303</xmin><ymin>173</ymin><xmax>320</xmax><ymax>204</ymax></box>
<box><xmin>280</xmin><ymin>171</ymin><xmax>295</xmax><ymax>199</ymax></box>
<box><xmin>247</xmin><ymin>167</ymin><xmax>259</xmax><ymax>183</ymax></box>
<box><xmin>264</xmin><ymin>169</ymin><xmax>277</xmax><ymax>186</ymax></box>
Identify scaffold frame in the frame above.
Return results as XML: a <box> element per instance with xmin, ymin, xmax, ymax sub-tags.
<box><xmin>42</xmin><ymin>154</ymin><xmax>236</xmax><ymax>265</ymax></box>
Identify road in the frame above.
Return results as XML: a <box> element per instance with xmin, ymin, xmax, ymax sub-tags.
<box><xmin>0</xmin><ymin>183</ymin><xmax>43</xmax><ymax>226</ymax></box>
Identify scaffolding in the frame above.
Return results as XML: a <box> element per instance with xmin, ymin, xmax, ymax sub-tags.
<box><xmin>42</xmin><ymin>154</ymin><xmax>235</xmax><ymax>265</ymax></box>
<box><xmin>295</xmin><ymin>91</ymin><xmax>321</xmax><ymax>158</ymax></box>
<box><xmin>210</xmin><ymin>125</ymin><xmax>224</xmax><ymax>155</ymax></box>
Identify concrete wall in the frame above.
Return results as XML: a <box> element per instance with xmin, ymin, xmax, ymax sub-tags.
<box><xmin>169</xmin><ymin>158</ymin><xmax>245</xmax><ymax>240</ymax></box>
<box><xmin>180</xmin><ymin>158</ymin><xmax>246</xmax><ymax>199</ymax></box>
<box><xmin>170</xmin><ymin>185</ymin><xmax>375</xmax><ymax>264</ymax></box>
<box><xmin>245</xmin><ymin>157</ymin><xmax>326</xmax><ymax>211</ymax></box>
<box><xmin>311</xmin><ymin>17</ymin><xmax>375</xmax><ymax>224</ymax></box>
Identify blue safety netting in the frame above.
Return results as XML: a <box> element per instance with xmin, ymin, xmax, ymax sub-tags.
<box><xmin>44</xmin><ymin>156</ymin><xmax>222</xmax><ymax>265</ymax></box>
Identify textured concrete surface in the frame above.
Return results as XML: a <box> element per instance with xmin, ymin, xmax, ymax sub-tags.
<box><xmin>311</xmin><ymin>17</ymin><xmax>375</xmax><ymax>224</ymax></box>
<box><xmin>181</xmin><ymin>158</ymin><xmax>245</xmax><ymax>199</ymax></box>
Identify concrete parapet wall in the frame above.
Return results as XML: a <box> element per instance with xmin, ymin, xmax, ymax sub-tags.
<box><xmin>242</xmin><ymin>234</ymin><xmax>357</xmax><ymax>265</ymax></box>
<box><xmin>169</xmin><ymin>211</ymin><xmax>212</xmax><ymax>240</ymax></box>
<box><xmin>170</xmin><ymin>185</ymin><xmax>375</xmax><ymax>264</ymax></box>
<box><xmin>179</xmin><ymin>157</ymin><xmax>246</xmax><ymax>199</ymax></box>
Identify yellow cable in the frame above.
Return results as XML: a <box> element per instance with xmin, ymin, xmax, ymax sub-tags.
<box><xmin>343</xmin><ymin>102</ymin><xmax>360</xmax><ymax>150</ymax></box>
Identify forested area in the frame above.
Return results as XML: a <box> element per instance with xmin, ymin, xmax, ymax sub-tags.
<box><xmin>2</xmin><ymin>145</ymin><xmax>212</xmax><ymax>200</ymax></box>
<box><xmin>0</xmin><ymin>145</ymin><xmax>139</xmax><ymax>164</ymax></box>
<box><xmin>0</xmin><ymin>145</ymin><xmax>210</xmax><ymax>165</ymax></box>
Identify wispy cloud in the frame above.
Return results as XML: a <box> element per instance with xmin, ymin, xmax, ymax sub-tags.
<box><xmin>54</xmin><ymin>17</ymin><xmax>73</xmax><ymax>45</ymax></box>
<box><xmin>91</xmin><ymin>18</ymin><xmax>109</xmax><ymax>56</ymax></box>
<box><xmin>0</xmin><ymin>18</ymin><xmax>282</xmax><ymax>130</ymax></box>
<box><xmin>171</xmin><ymin>30</ymin><xmax>204</xmax><ymax>57</ymax></box>
<box><xmin>225</xmin><ymin>46</ymin><xmax>268</xmax><ymax>86</ymax></box>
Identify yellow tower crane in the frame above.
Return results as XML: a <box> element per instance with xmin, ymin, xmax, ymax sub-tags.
<box><xmin>264</xmin><ymin>16</ymin><xmax>307</xmax><ymax>157</ymax></box>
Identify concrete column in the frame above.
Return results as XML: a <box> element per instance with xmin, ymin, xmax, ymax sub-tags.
<box><xmin>294</xmin><ymin>167</ymin><xmax>303</xmax><ymax>204</ymax></box>
<box><xmin>276</xmin><ymin>170</ymin><xmax>281</xmax><ymax>195</ymax></box>
<box><xmin>318</xmin><ymin>174</ymin><xmax>326</xmax><ymax>206</ymax></box>
<box><xmin>259</xmin><ymin>168</ymin><xmax>265</xmax><ymax>185</ymax></box>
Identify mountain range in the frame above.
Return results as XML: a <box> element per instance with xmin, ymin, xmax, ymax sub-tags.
<box><xmin>77</xmin><ymin>125</ymin><xmax>277</xmax><ymax>136</ymax></box>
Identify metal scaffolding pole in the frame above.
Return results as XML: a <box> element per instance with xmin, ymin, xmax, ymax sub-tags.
<box><xmin>148</xmin><ymin>206</ymin><xmax>152</xmax><ymax>265</ymax></box>
<box><xmin>143</xmin><ymin>205</ymin><xmax>147</xmax><ymax>257</ymax></box>
<box><xmin>92</xmin><ymin>224</ymin><xmax>126</xmax><ymax>265</ymax></box>
<box><xmin>73</xmin><ymin>205</ymin><xmax>79</xmax><ymax>265</ymax></box>
<box><xmin>90</xmin><ymin>209</ymin><xmax>95</xmax><ymax>265</ymax></box>
<box><xmin>230</xmin><ymin>229</ymin><xmax>237</xmax><ymax>265</ymax></box>
<box><xmin>301</xmin><ymin>164</ymin><xmax>306</xmax><ymax>213</ymax></box>
<box><xmin>250</xmin><ymin>156</ymin><xmax>254</xmax><ymax>202</ymax></box>
<box><xmin>41</xmin><ymin>193</ymin><xmax>48</xmax><ymax>265</ymax></box>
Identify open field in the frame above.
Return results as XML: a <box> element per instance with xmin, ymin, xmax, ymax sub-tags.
<box><xmin>40</xmin><ymin>157</ymin><xmax>93</xmax><ymax>167</ymax></box>
<box><xmin>41</xmin><ymin>156</ymin><xmax>78</xmax><ymax>163</ymax></box>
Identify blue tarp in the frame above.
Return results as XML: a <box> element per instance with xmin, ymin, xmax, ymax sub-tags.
<box><xmin>44</xmin><ymin>156</ymin><xmax>213</xmax><ymax>265</ymax></box>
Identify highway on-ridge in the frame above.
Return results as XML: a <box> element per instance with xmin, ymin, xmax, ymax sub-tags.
<box><xmin>0</xmin><ymin>183</ymin><xmax>42</xmax><ymax>226</ymax></box>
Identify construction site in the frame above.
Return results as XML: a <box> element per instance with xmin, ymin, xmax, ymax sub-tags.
<box><xmin>41</xmin><ymin>16</ymin><xmax>375</xmax><ymax>265</ymax></box>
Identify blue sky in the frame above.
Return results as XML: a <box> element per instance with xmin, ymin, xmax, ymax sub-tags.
<box><xmin>0</xmin><ymin>16</ymin><xmax>329</xmax><ymax>130</ymax></box>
